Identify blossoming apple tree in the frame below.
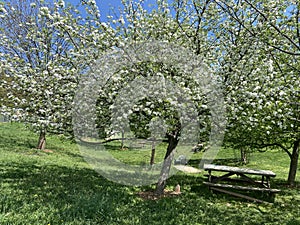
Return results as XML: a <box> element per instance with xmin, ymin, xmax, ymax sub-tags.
<box><xmin>214</xmin><ymin>0</ymin><xmax>300</xmax><ymax>185</ymax></box>
<box><xmin>0</xmin><ymin>0</ymin><xmax>111</xmax><ymax>149</ymax></box>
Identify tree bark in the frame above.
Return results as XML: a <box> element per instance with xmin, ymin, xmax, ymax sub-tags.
<box><xmin>287</xmin><ymin>139</ymin><xmax>300</xmax><ymax>186</ymax></box>
<box><xmin>241</xmin><ymin>147</ymin><xmax>248</xmax><ymax>164</ymax></box>
<box><xmin>37</xmin><ymin>128</ymin><xmax>46</xmax><ymax>150</ymax></box>
<box><xmin>150</xmin><ymin>140</ymin><xmax>156</xmax><ymax>165</ymax></box>
<box><xmin>155</xmin><ymin>135</ymin><xmax>179</xmax><ymax>195</ymax></box>
<box><xmin>121</xmin><ymin>131</ymin><xmax>124</xmax><ymax>150</ymax></box>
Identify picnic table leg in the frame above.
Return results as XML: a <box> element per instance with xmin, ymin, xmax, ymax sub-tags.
<box><xmin>261</xmin><ymin>175</ymin><xmax>265</xmax><ymax>186</ymax></box>
<box><xmin>266</xmin><ymin>176</ymin><xmax>270</xmax><ymax>188</ymax></box>
<box><xmin>239</xmin><ymin>173</ymin><xmax>257</xmax><ymax>186</ymax></box>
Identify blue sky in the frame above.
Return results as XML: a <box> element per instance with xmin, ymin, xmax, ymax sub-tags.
<box><xmin>64</xmin><ymin>0</ymin><xmax>159</xmax><ymax>21</ymax></box>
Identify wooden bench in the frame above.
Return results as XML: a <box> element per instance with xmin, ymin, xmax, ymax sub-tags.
<box><xmin>203</xmin><ymin>182</ymin><xmax>281</xmax><ymax>193</ymax></box>
<box><xmin>203</xmin><ymin>164</ymin><xmax>280</xmax><ymax>203</ymax></box>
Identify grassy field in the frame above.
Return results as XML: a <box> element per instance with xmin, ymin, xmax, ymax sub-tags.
<box><xmin>0</xmin><ymin>123</ymin><xmax>299</xmax><ymax>225</ymax></box>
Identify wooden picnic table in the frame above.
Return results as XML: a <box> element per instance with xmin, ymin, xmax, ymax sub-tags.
<box><xmin>203</xmin><ymin>164</ymin><xmax>280</xmax><ymax>203</ymax></box>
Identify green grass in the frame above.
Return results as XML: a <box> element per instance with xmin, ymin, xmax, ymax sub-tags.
<box><xmin>0</xmin><ymin>123</ymin><xmax>300</xmax><ymax>224</ymax></box>
<box><xmin>105</xmin><ymin>141</ymin><xmax>167</xmax><ymax>165</ymax></box>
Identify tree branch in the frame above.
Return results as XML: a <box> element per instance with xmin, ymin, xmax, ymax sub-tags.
<box><xmin>215</xmin><ymin>0</ymin><xmax>300</xmax><ymax>56</ymax></box>
<box><xmin>297</xmin><ymin>3</ymin><xmax>300</xmax><ymax>47</ymax></box>
<box><xmin>243</xmin><ymin>0</ymin><xmax>300</xmax><ymax>52</ymax></box>
<box><xmin>254</xmin><ymin>142</ymin><xmax>292</xmax><ymax>158</ymax></box>
<box><xmin>57</xmin><ymin>24</ymin><xmax>79</xmax><ymax>51</ymax></box>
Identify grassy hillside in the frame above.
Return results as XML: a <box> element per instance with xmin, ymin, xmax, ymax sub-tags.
<box><xmin>0</xmin><ymin>123</ymin><xmax>299</xmax><ymax>224</ymax></box>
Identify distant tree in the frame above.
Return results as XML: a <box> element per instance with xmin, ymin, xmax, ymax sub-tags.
<box><xmin>0</xmin><ymin>0</ymin><xmax>108</xmax><ymax>149</ymax></box>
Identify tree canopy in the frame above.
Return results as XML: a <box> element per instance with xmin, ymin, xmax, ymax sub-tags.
<box><xmin>0</xmin><ymin>0</ymin><xmax>299</xmax><ymax>190</ymax></box>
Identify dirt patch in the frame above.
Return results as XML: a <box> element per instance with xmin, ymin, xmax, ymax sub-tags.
<box><xmin>42</xmin><ymin>149</ymin><xmax>54</xmax><ymax>153</ymax></box>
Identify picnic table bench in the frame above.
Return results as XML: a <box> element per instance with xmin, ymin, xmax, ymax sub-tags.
<box><xmin>203</xmin><ymin>164</ymin><xmax>280</xmax><ymax>203</ymax></box>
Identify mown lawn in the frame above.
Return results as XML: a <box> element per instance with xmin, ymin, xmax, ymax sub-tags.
<box><xmin>0</xmin><ymin>123</ymin><xmax>299</xmax><ymax>225</ymax></box>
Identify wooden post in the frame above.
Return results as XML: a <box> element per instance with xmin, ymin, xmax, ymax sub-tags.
<box><xmin>208</xmin><ymin>170</ymin><xmax>212</xmax><ymax>182</ymax></box>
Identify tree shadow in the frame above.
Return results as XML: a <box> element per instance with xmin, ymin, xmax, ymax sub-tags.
<box><xmin>0</xmin><ymin>161</ymin><xmax>134</xmax><ymax>224</ymax></box>
<box><xmin>1</xmin><ymin>160</ymin><xmax>299</xmax><ymax>224</ymax></box>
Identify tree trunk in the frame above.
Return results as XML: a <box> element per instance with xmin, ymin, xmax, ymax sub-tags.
<box><xmin>155</xmin><ymin>135</ymin><xmax>179</xmax><ymax>195</ymax></box>
<box><xmin>121</xmin><ymin>131</ymin><xmax>124</xmax><ymax>150</ymax></box>
<box><xmin>287</xmin><ymin>139</ymin><xmax>300</xmax><ymax>186</ymax></box>
<box><xmin>241</xmin><ymin>147</ymin><xmax>248</xmax><ymax>164</ymax></box>
<box><xmin>37</xmin><ymin>129</ymin><xmax>46</xmax><ymax>150</ymax></box>
<box><xmin>150</xmin><ymin>140</ymin><xmax>155</xmax><ymax>165</ymax></box>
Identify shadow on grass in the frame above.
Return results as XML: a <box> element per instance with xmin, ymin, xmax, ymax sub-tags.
<box><xmin>0</xmin><ymin>163</ymin><xmax>192</xmax><ymax>224</ymax></box>
<box><xmin>0</xmin><ymin>134</ymin><xmax>37</xmax><ymax>150</ymax></box>
<box><xmin>1</xmin><ymin>160</ymin><xmax>300</xmax><ymax>225</ymax></box>
<box><xmin>1</xmin><ymin>124</ymin><xmax>299</xmax><ymax>224</ymax></box>
<box><xmin>0</xmin><ymin>161</ymin><xmax>133</xmax><ymax>224</ymax></box>
<box><xmin>0</xmin><ymin>158</ymin><xmax>257</xmax><ymax>225</ymax></box>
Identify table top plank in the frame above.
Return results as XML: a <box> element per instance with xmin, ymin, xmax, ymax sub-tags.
<box><xmin>203</xmin><ymin>164</ymin><xmax>276</xmax><ymax>177</ymax></box>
